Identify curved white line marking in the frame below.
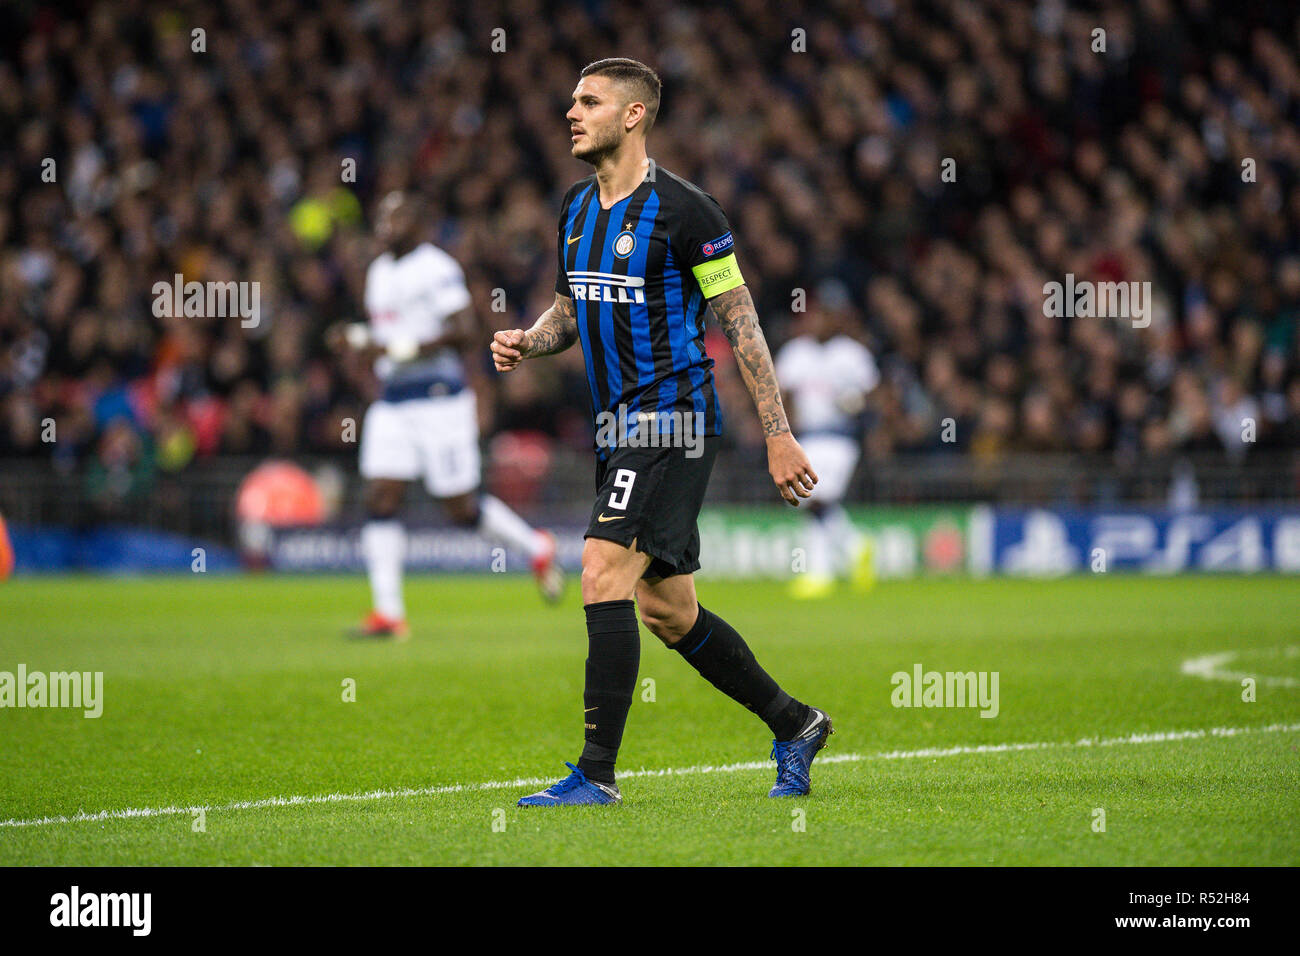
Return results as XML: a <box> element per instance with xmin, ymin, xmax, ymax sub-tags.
<box><xmin>1181</xmin><ymin>645</ymin><xmax>1300</xmax><ymax>689</ymax></box>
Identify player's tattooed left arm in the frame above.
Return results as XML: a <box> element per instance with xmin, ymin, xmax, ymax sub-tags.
<box><xmin>712</xmin><ymin>284</ymin><xmax>818</xmax><ymax>506</ymax></box>
<box><xmin>710</xmin><ymin>285</ymin><xmax>790</xmax><ymax>438</ymax></box>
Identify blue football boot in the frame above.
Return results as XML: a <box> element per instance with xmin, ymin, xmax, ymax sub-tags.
<box><xmin>769</xmin><ymin>707</ymin><xmax>833</xmax><ymax>797</ymax></box>
<box><xmin>517</xmin><ymin>762</ymin><xmax>622</xmax><ymax>806</ymax></box>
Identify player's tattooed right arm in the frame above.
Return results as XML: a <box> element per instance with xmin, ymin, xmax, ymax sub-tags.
<box><xmin>490</xmin><ymin>294</ymin><xmax>577</xmax><ymax>372</ymax></box>
<box><xmin>522</xmin><ymin>293</ymin><xmax>579</xmax><ymax>358</ymax></box>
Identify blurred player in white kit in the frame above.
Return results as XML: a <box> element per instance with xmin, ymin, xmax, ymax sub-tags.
<box><xmin>775</xmin><ymin>286</ymin><xmax>879</xmax><ymax>598</ymax></box>
<box><xmin>331</xmin><ymin>191</ymin><xmax>564</xmax><ymax>638</ymax></box>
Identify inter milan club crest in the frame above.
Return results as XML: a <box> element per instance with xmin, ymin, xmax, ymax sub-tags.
<box><xmin>613</xmin><ymin>229</ymin><xmax>636</xmax><ymax>259</ymax></box>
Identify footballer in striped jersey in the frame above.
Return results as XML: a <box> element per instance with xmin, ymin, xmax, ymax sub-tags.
<box><xmin>492</xmin><ymin>58</ymin><xmax>832</xmax><ymax>805</ymax></box>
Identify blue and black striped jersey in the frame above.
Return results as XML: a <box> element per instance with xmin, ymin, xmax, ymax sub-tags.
<box><xmin>555</xmin><ymin>164</ymin><xmax>745</xmax><ymax>455</ymax></box>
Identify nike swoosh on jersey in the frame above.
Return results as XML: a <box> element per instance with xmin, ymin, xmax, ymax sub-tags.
<box><xmin>567</xmin><ymin>234</ymin><xmax>583</xmax><ymax>245</ymax></box>
<box><xmin>596</xmin><ymin>513</ymin><xmax>624</xmax><ymax>522</ymax></box>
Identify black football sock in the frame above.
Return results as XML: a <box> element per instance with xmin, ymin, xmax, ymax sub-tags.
<box><xmin>576</xmin><ymin>600</ymin><xmax>640</xmax><ymax>785</ymax></box>
<box><xmin>672</xmin><ymin>604</ymin><xmax>811</xmax><ymax>740</ymax></box>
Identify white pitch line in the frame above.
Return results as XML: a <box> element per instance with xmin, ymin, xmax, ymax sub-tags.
<box><xmin>1182</xmin><ymin>646</ymin><xmax>1300</xmax><ymax>689</ymax></box>
<box><xmin>2</xmin><ymin>721</ymin><xmax>1298</xmax><ymax>831</ymax></box>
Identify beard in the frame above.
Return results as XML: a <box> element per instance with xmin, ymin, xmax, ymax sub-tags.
<box><xmin>572</xmin><ymin>124</ymin><xmax>623</xmax><ymax>165</ymax></box>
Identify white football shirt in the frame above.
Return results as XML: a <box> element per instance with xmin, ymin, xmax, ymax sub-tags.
<box><xmin>775</xmin><ymin>334</ymin><xmax>879</xmax><ymax>435</ymax></box>
<box><xmin>364</xmin><ymin>242</ymin><xmax>472</xmax><ymax>383</ymax></box>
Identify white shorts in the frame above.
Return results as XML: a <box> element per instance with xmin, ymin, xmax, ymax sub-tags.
<box><xmin>359</xmin><ymin>390</ymin><xmax>481</xmax><ymax>498</ymax></box>
<box><xmin>799</xmin><ymin>434</ymin><xmax>860</xmax><ymax>503</ymax></box>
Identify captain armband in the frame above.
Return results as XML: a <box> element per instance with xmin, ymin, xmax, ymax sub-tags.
<box><xmin>691</xmin><ymin>253</ymin><xmax>744</xmax><ymax>298</ymax></box>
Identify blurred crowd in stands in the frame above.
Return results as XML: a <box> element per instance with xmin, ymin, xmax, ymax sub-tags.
<box><xmin>2</xmin><ymin>0</ymin><xmax>1298</xmax><ymax>509</ymax></box>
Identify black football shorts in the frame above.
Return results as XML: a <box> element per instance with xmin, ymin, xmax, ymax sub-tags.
<box><xmin>585</xmin><ymin>436</ymin><xmax>721</xmax><ymax>579</ymax></box>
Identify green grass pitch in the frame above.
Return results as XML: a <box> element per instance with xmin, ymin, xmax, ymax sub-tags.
<box><xmin>1</xmin><ymin>573</ymin><xmax>1297</xmax><ymax>866</ymax></box>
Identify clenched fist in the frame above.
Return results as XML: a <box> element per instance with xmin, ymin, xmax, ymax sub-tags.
<box><xmin>491</xmin><ymin>329</ymin><xmax>530</xmax><ymax>372</ymax></box>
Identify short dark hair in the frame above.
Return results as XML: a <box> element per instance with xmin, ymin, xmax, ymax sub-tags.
<box><xmin>580</xmin><ymin>58</ymin><xmax>661</xmax><ymax>133</ymax></box>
